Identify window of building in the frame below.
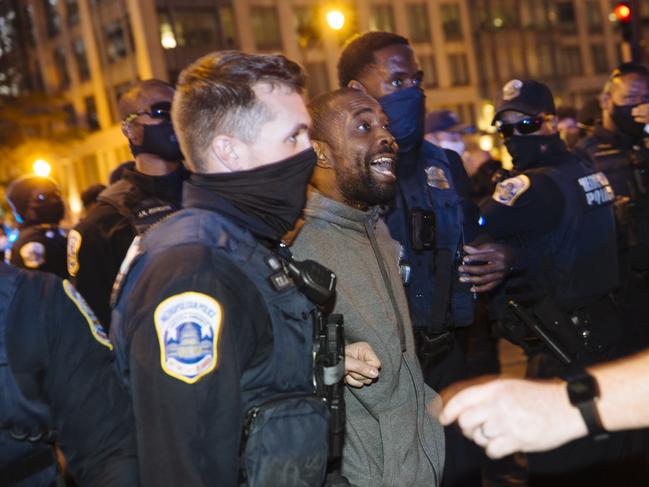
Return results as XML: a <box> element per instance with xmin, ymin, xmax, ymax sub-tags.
<box><xmin>559</xmin><ymin>46</ymin><xmax>583</xmax><ymax>76</ymax></box>
<box><xmin>73</xmin><ymin>39</ymin><xmax>90</xmax><ymax>81</ymax></box>
<box><xmin>105</xmin><ymin>19</ymin><xmax>130</xmax><ymax>63</ymax></box>
<box><xmin>407</xmin><ymin>4</ymin><xmax>431</xmax><ymax>43</ymax></box>
<box><xmin>250</xmin><ymin>6</ymin><xmax>282</xmax><ymax>51</ymax></box>
<box><xmin>62</xmin><ymin>103</ymin><xmax>76</xmax><ymax>126</ymax></box>
<box><xmin>591</xmin><ymin>43</ymin><xmax>608</xmax><ymax>74</ymax></box>
<box><xmin>492</xmin><ymin>0</ymin><xmax>519</xmax><ymax>29</ymax></box>
<box><xmin>305</xmin><ymin>62</ymin><xmax>330</xmax><ymax>98</ymax></box>
<box><xmin>218</xmin><ymin>4</ymin><xmax>237</xmax><ymax>49</ymax></box>
<box><xmin>66</xmin><ymin>0</ymin><xmax>79</xmax><ymax>26</ymax></box>
<box><xmin>85</xmin><ymin>95</ymin><xmax>99</xmax><ymax>130</ymax></box>
<box><xmin>555</xmin><ymin>1</ymin><xmax>576</xmax><ymax>34</ymax></box>
<box><xmin>585</xmin><ymin>0</ymin><xmax>602</xmax><ymax>33</ymax></box>
<box><xmin>53</xmin><ymin>46</ymin><xmax>69</xmax><ymax>90</ymax></box>
<box><xmin>294</xmin><ymin>6</ymin><xmax>320</xmax><ymax>49</ymax></box>
<box><xmin>419</xmin><ymin>54</ymin><xmax>438</xmax><ymax>88</ymax></box>
<box><xmin>43</xmin><ymin>0</ymin><xmax>60</xmax><ymax>37</ymax></box>
<box><xmin>525</xmin><ymin>0</ymin><xmax>547</xmax><ymax>29</ymax></box>
<box><xmin>173</xmin><ymin>9</ymin><xmax>219</xmax><ymax>48</ymax></box>
<box><xmin>448</xmin><ymin>53</ymin><xmax>470</xmax><ymax>85</ymax></box>
<box><xmin>369</xmin><ymin>5</ymin><xmax>395</xmax><ymax>32</ymax></box>
<box><xmin>440</xmin><ymin>3</ymin><xmax>463</xmax><ymax>40</ymax></box>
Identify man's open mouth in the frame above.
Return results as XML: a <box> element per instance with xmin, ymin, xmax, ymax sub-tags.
<box><xmin>369</xmin><ymin>153</ymin><xmax>397</xmax><ymax>179</ymax></box>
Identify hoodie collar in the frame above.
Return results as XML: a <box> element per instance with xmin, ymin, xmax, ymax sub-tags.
<box><xmin>303</xmin><ymin>189</ymin><xmax>380</xmax><ymax>234</ymax></box>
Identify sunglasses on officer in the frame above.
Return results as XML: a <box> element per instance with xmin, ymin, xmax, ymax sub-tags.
<box><xmin>122</xmin><ymin>101</ymin><xmax>172</xmax><ymax>124</ymax></box>
<box><xmin>495</xmin><ymin>114</ymin><xmax>554</xmax><ymax>139</ymax></box>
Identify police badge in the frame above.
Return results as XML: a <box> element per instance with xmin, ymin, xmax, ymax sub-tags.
<box><xmin>425</xmin><ymin>166</ymin><xmax>450</xmax><ymax>189</ymax></box>
<box><xmin>155</xmin><ymin>292</ymin><xmax>222</xmax><ymax>384</ymax></box>
<box><xmin>67</xmin><ymin>229</ymin><xmax>82</xmax><ymax>277</ymax></box>
<box><xmin>502</xmin><ymin>79</ymin><xmax>524</xmax><ymax>101</ymax></box>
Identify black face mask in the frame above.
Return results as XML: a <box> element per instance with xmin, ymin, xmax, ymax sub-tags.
<box><xmin>191</xmin><ymin>148</ymin><xmax>317</xmax><ymax>239</ymax></box>
<box><xmin>611</xmin><ymin>103</ymin><xmax>646</xmax><ymax>139</ymax></box>
<box><xmin>130</xmin><ymin>121</ymin><xmax>184</xmax><ymax>162</ymax></box>
<box><xmin>378</xmin><ymin>86</ymin><xmax>425</xmax><ymax>153</ymax></box>
<box><xmin>504</xmin><ymin>134</ymin><xmax>561</xmax><ymax>170</ymax></box>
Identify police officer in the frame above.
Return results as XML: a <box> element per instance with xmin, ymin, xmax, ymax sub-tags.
<box><xmin>110</xmin><ymin>51</ymin><xmax>348</xmax><ymax>487</ymax></box>
<box><xmin>1</xmin><ymin>262</ymin><xmax>138</xmax><ymax>486</ymax></box>
<box><xmin>337</xmin><ymin>32</ymin><xmax>510</xmax><ymax>486</ymax></box>
<box><xmin>576</xmin><ymin>63</ymin><xmax>649</xmax><ymax>348</ymax></box>
<box><xmin>484</xmin><ymin>79</ymin><xmax>649</xmax><ymax>485</ymax></box>
<box><xmin>68</xmin><ymin>79</ymin><xmax>185</xmax><ymax>330</ymax></box>
<box><xmin>6</xmin><ymin>175</ymin><xmax>67</xmax><ymax>279</ymax></box>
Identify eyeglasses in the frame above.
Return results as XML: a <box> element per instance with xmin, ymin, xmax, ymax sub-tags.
<box><xmin>122</xmin><ymin>101</ymin><xmax>172</xmax><ymax>124</ymax></box>
<box><xmin>495</xmin><ymin>115</ymin><xmax>553</xmax><ymax>138</ymax></box>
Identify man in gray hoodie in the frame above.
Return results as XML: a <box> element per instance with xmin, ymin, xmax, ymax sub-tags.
<box><xmin>291</xmin><ymin>87</ymin><xmax>445</xmax><ymax>486</ymax></box>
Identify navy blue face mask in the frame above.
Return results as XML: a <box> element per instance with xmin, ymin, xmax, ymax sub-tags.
<box><xmin>378</xmin><ymin>86</ymin><xmax>425</xmax><ymax>153</ymax></box>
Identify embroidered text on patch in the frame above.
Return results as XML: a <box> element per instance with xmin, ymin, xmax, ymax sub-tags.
<box><xmin>63</xmin><ymin>280</ymin><xmax>112</xmax><ymax>350</ymax></box>
<box><xmin>154</xmin><ymin>292</ymin><xmax>222</xmax><ymax>384</ymax></box>
<box><xmin>577</xmin><ymin>171</ymin><xmax>615</xmax><ymax>207</ymax></box>
<box><xmin>492</xmin><ymin>174</ymin><xmax>531</xmax><ymax>206</ymax></box>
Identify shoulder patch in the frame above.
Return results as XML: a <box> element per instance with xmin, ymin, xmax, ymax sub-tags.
<box><xmin>492</xmin><ymin>174</ymin><xmax>531</xmax><ymax>206</ymax></box>
<box><xmin>67</xmin><ymin>229</ymin><xmax>82</xmax><ymax>277</ymax></box>
<box><xmin>19</xmin><ymin>242</ymin><xmax>45</xmax><ymax>268</ymax></box>
<box><xmin>62</xmin><ymin>280</ymin><xmax>112</xmax><ymax>350</ymax></box>
<box><xmin>425</xmin><ymin>165</ymin><xmax>450</xmax><ymax>189</ymax></box>
<box><xmin>154</xmin><ymin>292</ymin><xmax>223</xmax><ymax>384</ymax></box>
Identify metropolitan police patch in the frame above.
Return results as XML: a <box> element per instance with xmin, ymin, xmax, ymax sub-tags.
<box><xmin>492</xmin><ymin>174</ymin><xmax>531</xmax><ymax>206</ymax></box>
<box><xmin>154</xmin><ymin>292</ymin><xmax>222</xmax><ymax>384</ymax></box>
<box><xmin>63</xmin><ymin>280</ymin><xmax>112</xmax><ymax>350</ymax></box>
<box><xmin>19</xmin><ymin>242</ymin><xmax>45</xmax><ymax>268</ymax></box>
<box><xmin>67</xmin><ymin>229</ymin><xmax>82</xmax><ymax>277</ymax></box>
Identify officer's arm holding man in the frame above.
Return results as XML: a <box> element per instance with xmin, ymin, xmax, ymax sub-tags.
<box><xmin>439</xmin><ymin>348</ymin><xmax>649</xmax><ymax>459</ymax></box>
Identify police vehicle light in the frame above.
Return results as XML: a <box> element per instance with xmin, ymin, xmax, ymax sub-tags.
<box><xmin>614</xmin><ymin>2</ymin><xmax>632</xmax><ymax>23</ymax></box>
<box><xmin>478</xmin><ymin>216</ymin><xmax>485</xmax><ymax>227</ymax></box>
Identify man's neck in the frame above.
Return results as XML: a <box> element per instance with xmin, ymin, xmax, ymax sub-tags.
<box><xmin>134</xmin><ymin>154</ymin><xmax>179</xmax><ymax>176</ymax></box>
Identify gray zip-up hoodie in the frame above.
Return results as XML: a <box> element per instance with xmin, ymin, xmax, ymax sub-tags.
<box><xmin>291</xmin><ymin>190</ymin><xmax>445</xmax><ymax>487</ymax></box>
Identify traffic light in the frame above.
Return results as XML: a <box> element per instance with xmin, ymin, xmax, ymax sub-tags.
<box><xmin>614</xmin><ymin>2</ymin><xmax>634</xmax><ymax>41</ymax></box>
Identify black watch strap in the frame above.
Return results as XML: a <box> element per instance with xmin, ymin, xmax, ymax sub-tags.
<box><xmin>566</xmin><ymin>371</ymin><xmax>608</xmax><ymax>440</ymax></box>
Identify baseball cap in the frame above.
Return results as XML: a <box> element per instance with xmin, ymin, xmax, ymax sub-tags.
<box><xmin>492</xmin><ymin>79</ymin><xmax>556</xmax><ymax>123</ymax></box>
<box><xmin>425</xmin><ymin>110</ymin><xmax>475</xmax><ymax>134</ymax></box>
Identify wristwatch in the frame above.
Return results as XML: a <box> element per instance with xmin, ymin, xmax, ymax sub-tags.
<box><xmin>565</xmin><ymin>370</ymin><xmax>608</xmax><ymax>440</ymax></box>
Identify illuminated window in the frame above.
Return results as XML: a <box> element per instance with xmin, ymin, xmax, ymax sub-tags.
<box><xmin>407</xmin><ymin>4</ymin><xmax>431</xmax><ymax>43</ymax></box>
<box><xmin>250</xmin><ymin>6</ymin><xmax>282</xmax><ymax>50</ymax></box>
<box><xmin>369</xmin><ymin>5</ymin><xmax>395</xmax><ymax>32</ymax></box>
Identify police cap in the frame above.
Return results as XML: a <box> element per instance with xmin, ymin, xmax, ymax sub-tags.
<box><xmin>493</xmin><ymin>79</ymin><xmax>556</xmax><ymax>123</ymax></box>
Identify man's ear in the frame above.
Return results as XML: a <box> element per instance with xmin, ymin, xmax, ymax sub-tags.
<box><xmin>210</xmin><ymin>135</ymin><xmax>241</xmax><ymax>171</ymax></box>
<box><xmin>348</xmin><ymin>80</ymin><xmax>367</xmax><ymax>93</ymax></box>
<box><xmin>312</xmin><ymin>140</ymin><xmax>335</xmax><ymax>169</ymax></box>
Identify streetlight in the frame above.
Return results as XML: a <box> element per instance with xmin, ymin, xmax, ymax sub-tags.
<box><xmin>326</xmin><ymin>9</ymin><xmax>345</xmax><ymax>31</ymax></box>
<box><xmin>33</xmin><ymin>159</ymin><xmax>51</xmax><ymax>177</ymax></box>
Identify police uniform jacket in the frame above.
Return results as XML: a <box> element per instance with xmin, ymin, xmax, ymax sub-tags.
<box><xmin>292</xmin><ymin>190</ymin><xmax>444</xmax><ymax>487</ymax></box>
<box><xmin>68</xmin><ymin>166</ymin><xmax>184</xmax><ymax>329</ymax></box>
<box><xmin>110</xmin><ymin>181</ymin><xmax>329</xmax><ymax>487</ymax></box>
<box><xmin>9</xmin><ymin>224</ymin><xmax>67</xmax><ymax>279</ymax></box>
<box><xmin>481</xmin><ymin>135</ymin><xmax>618</xmax><ymax>310</ymax></box>
<box><xmin>384</xmin><ymin>142</ymin><xmax>479</xmax><ymax>332</ymax></box>
<box><xmin>0</xmin><ymin>263</ymin><xmax>138</xmax><ymax>486</ymax></box>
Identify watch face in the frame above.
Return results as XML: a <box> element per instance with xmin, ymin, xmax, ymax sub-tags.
<box><xmin>567</xmin><ymin>374</ymin><xmax>598</xmax><ymax>404</ymax></box>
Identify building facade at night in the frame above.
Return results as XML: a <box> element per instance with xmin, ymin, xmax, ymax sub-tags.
<box><xmin>0</xmin><ymin>0</ymin><xmax>647</xmax><ymax>216</ymax></box>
